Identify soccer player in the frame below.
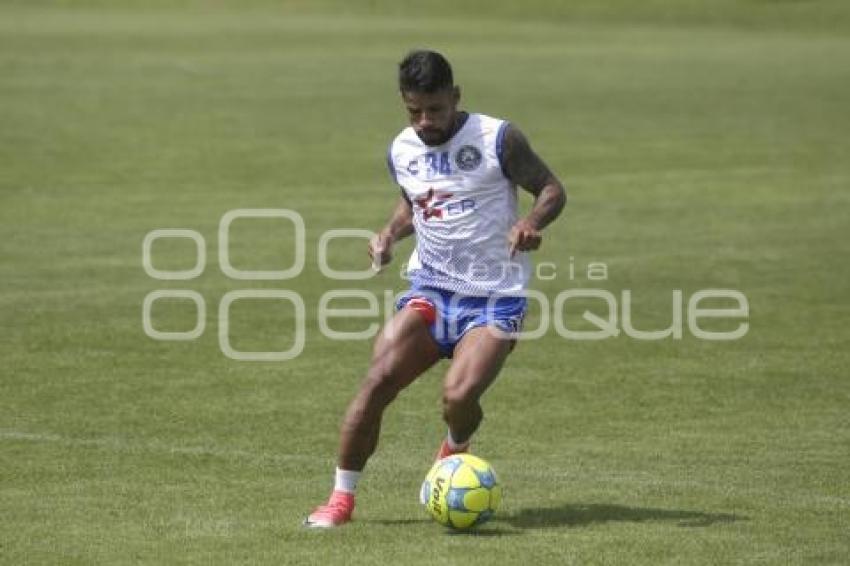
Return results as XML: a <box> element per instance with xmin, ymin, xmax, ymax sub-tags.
<box><xmin>304</xmin><ymin>49</ymin><xmax>566</xmax><ymax>527</ymax></box>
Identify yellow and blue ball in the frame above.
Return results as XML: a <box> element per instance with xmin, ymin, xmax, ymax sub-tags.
<box><xmin>420</xmin><ymin>454</ymin><xmax>502</xmax><ymax>529</ymax></box>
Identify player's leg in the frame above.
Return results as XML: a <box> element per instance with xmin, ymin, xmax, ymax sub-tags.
<box><xmin>438</xmin><ymin>326</ymin><xmax>514</xmax><ymax>457</ymax></box>
<box><xmin>305</xmin><ymin>307</ymin><xmax>440</xmax><ymax>527</ymax></box>
<box><xmin>338</xmin><ymin>307</ymin><xmax>441</xmax><ymax>471</ymax></box>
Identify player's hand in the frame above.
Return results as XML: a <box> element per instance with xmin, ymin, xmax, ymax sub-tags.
<box><xmin>369</xmin><ymin>231</ymin><xmax>394</xmax><ymax>271</ymax></box>
<box><xmin>508</xmin><ymin>219</ymin><xmax>542</xmax><ymax>257</ymax></box>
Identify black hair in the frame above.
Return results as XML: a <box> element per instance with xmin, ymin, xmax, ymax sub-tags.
<box><xmin>398</xmin><ymin>50</ymin><xmax>454</xmax><ymax>93</ymax></box>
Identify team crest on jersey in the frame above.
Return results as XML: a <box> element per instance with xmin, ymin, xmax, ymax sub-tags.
<box><xmin>454</xmin><ymin>145</ymin><xmax>482</xmax><ymax>171</ymax></box>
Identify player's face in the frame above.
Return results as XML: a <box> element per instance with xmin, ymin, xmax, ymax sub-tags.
<box><xmin>401</xmin><ymin>87</ymin><xmax>460</xmax><ymax>146</ymax></box>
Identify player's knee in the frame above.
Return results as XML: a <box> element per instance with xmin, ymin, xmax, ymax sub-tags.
<box><xmin>442</xmin><ymin>381</ymin><xmax>477</xmax><ymax>415</ymax></box>
<box><xmin>362</xmin><ymin>366</ymin><xmax>402</xmax><ymax>406</ymax></box>
<box><xmin>343</xmin><ymin>374</ymin><xmax>398</xmax><ymax>429</ymax></box>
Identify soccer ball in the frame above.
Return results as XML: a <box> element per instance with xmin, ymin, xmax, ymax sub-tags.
<box><xmin>420</xmin><ymin>454</ymin><xmax>502</xmax><ymax>529</ymax></box>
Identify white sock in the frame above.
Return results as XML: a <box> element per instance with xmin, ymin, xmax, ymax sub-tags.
<box><xmin>446</xmin><ymin>429</ymin><xmax>469</xmax><ymax>450</ymax></box>
<box><xmin>334</xmin><ymin>467</ymin><xmax>361</xmax><ymax>494</ymax></box>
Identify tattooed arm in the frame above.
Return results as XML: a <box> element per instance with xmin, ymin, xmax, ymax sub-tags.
<box><xmin>501</xmin><ymin>124</ymin><xmax>567</xmax><ymax>255</ymax></box>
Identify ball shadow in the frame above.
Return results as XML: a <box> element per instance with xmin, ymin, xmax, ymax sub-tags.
<box><xmin>363</xmin><ymin>517</ymin><xmax>522</xmax><ymax>535</ymax></box>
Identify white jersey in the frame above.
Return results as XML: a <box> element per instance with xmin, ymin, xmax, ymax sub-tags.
<box><xmin>387</xmin><ymin>112</ymin><xmax>530</xmax><ymax>295</ymax></box>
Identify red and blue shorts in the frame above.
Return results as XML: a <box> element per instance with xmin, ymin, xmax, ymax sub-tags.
<box><xmin>396</xmin><ymin>285</ymin><xmax>527</xmax><ymax>358</ymax></box>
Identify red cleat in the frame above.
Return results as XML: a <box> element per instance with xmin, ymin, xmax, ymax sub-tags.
<box><xmin>303</xmin><ymin>490</ymin><xmax>355</xmax><ymax>528</ymax></box>
<box><xmin>436</xmin><ymin>438</ymin><xmax>470</xmax><ymax>461</ymax></box>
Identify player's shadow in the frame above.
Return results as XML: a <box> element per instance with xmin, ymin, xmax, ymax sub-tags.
<box><xmin>504</xmin><ymin>503</ymin><xmax>745</xmax><ymax>529</ymax></box>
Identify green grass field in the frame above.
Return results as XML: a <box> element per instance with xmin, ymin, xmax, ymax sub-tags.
<box><xmin>2</xmin><ymin>1</ymin><xmax>849</xmax><ymax>564</ymax></box>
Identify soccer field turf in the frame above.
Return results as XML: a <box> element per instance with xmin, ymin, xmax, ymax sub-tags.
<box><xmin>1</xmin><ymin>2</ymin><xmax>849</xmax><ymax>564</ymax></box>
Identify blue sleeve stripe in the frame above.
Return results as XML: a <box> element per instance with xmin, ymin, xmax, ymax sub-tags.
<box><xmin>496</xmin><ymin>121</ymin><xmax>510</xmax><ymax>179</ymax></box>
<box><xmin>387</xmin><ymin>142</ymin><xmax>399</xmax><ymax>185</ymax></box>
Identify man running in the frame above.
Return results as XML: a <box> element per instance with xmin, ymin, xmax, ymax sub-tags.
<box><xmin>305</xmin><ymin>49</ymin><xmax>566</xmax><ymax>527</ymax></box>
